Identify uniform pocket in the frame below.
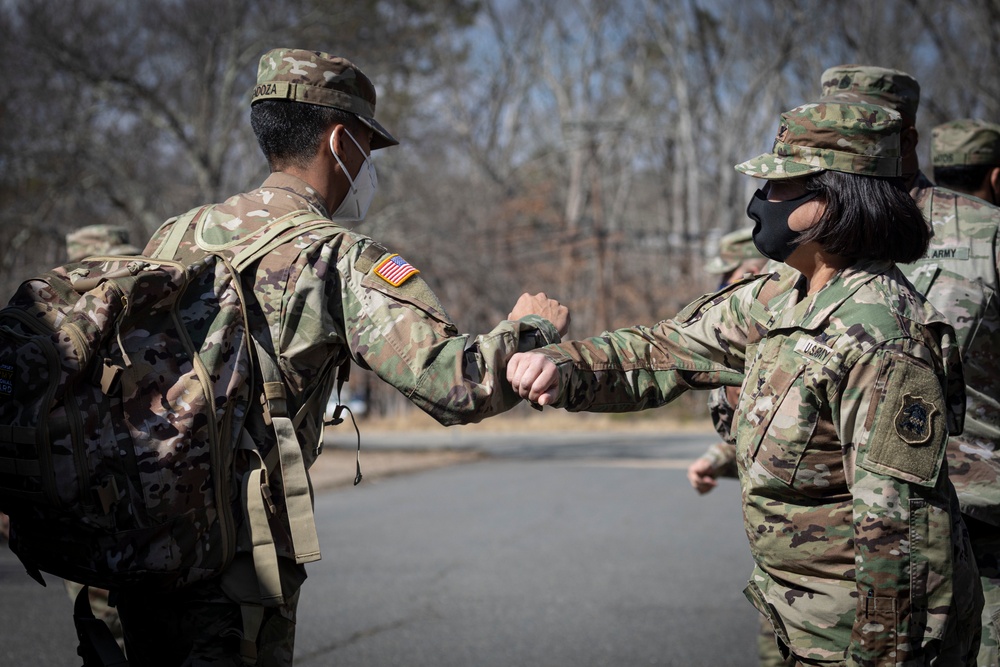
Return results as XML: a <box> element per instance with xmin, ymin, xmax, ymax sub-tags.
<box><xmin>740</xmin><ymin>363</ymin><xmax>818</xmax><ymax>485</ymax></box>
<box><xmin>853</xmin><ymin>591</ymin><xmax>898</xmax><ymax>667</ymax></box>
<box><xmin>744</xmin><ymin>580</ymin><xmax>792</xmax><ymax>654</ymax></box>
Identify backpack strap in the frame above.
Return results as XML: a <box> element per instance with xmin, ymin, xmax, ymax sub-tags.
<box><xmin>238</xmin><ymin>428</ymin><xmax>285</xmax><ymax>606</ymax></box>
<box><xmin>251</xmin><ymin>336</ymin><xmax>322</xmax><ymax>567</ymax></box>
<box><xmin>238</xmin><ymin>602</ymin><xmax>266</xmax><ymax>666</ymax></box>
<box><xmin>231</xmin><ymin>212</ymin><xmax>350</xmax><ymax>598</ymax></box>
<box><xmin>231</xmin><ymin>214</ymin><xmax>346</xmax><ymax>274</ymax></box>
<box><xmin>234</xmin><ymin>213</ymin><xmax>347</xmax><ymax>568</ymax></box>
<box><xmin>151</xmin><ymin>205</ymin><xmax>211</xmax><ymax>261</ymax></box>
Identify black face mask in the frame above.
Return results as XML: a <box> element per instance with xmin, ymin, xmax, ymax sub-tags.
<box><xmin>745</xmin><ymin>187</ymin><xmax>820</xmax><ymax>262</ymax></box>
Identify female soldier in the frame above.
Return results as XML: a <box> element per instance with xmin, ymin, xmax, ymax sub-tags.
<box><xmin>506</xmin><ymin>102</ymin><xmax>982</xmax><ymax>666</ymax></box>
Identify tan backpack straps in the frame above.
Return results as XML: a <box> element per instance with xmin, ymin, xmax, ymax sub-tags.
<box><xmin>231</xmin><ymin>212</ymin><xmax>346</xmax><ymax>273</ymax></box>
<box><xmin>151</xmin><ymin>206</ymin><xmax>210</xmax><ymax>261</ymax></box>
<box><xmin>252</xmin><ymin>336</ymin><xmax>322</xmax><ymax>566</ymax></box>
<box><xmin>233</xmin><ymin>211</ymin><xmax>350</xmax><ymax>600</ymax></box>
<box><xmin>238</xmin><ymin>429</ymin><xmax>284</xmax><ymax>606</ymax></box>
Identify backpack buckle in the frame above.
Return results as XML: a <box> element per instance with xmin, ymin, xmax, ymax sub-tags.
<box><xmin>260</xmin><ymin>382</ymin><xmax>287</xmax><ymax>425</ymax></box>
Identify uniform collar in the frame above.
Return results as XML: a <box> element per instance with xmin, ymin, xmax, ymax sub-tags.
<box><xmin>258</xmin><ymin>172</ymin><xmax>332</xmax><ymax>219</ymax></box>
<box><xmin>766</xmin><ymin>260</ymin><xmax>894</xmax><ymax>333</ymax></box>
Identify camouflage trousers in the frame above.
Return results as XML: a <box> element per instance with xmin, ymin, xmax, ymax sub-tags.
<box><xmin>968</xmin><ymin>517</ymin><xmax>1000</xmax><ymax>667</ymax></box>
<box><xmin>115</xmin><ymin>578</ymin><xmax>299</xmax><ymax>667</ymax></box>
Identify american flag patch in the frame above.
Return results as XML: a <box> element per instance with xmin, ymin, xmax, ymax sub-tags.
<box><xmin>374</xmin><ymin>254</ymin><xmax>419</xmax><ymax>286</ymax></box>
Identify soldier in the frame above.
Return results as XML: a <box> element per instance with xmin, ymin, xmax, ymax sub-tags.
<box><xmin>687</xmin><ymin>227</ymin><xmax>766</xmax><ymax>496</ymax></box>
<box><xmin>61</xmin><ymin>224</ymin><xmax>142</xmax><ymax>654</ymax></box>
<box><xmin>819</xmin><ymin>65</ymin><xmax>1000</xmax><ymax>667</ymax></box>
<box><xmin>65</xmin><ymin>224</ymin><xmax>140</xmax><ymax>261</ymax></box>
<box><xmin>931</xmin><ymin>119</ymin><xmax>1000</xmax><ymax>205</ymax></box>
<box><xmin>688</xmin><ymin>229</ymin><xmax>792</xmax><ymax>667</ymax></box>
<box><xmin>507</xmin><ymin>101</ymin><xmax>983</xmax><ymax>665</ymax></box>
<box><xmin>112</xmin><ymin>48</ymin><xmax>569</xmax><ymax>666</ymax></box>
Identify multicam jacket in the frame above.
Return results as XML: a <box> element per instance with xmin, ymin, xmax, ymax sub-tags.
<box><xmin>145</xmin><ymin>172</ymin><xmax>560</xmax><ymax>563</ymax></box>
<box><xmin>532</xmin><ymin>262</ymin><xmax>981</xmax><ymax>666</ymax></box>
<box><xmin>901</xmin><ymin>172</ymin><xmax>1000</xmax><ymax>527</ymax></box>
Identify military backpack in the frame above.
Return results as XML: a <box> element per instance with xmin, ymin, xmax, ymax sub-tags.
<box><xmin>0</xmin><ymin>206</ymin><xmax>346</xmax><ymax>607</ymax></box>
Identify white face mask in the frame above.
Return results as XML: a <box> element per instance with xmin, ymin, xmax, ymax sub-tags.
<box><xmin>329</xmin><ymin>127</ymin><xmax>377</xmax><ymax>222</ymax></box>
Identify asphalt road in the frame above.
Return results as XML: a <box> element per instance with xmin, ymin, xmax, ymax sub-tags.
<box><xmin>0</xmin><ymin>429</ymin><xmax>760</xmax><ymax>666</ymax></box>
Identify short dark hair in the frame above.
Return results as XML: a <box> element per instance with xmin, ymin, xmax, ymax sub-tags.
<box><xmin>933</xmin><ymin>164</ymin><xmax>993</xmax><ymax>193</ymax></box>
<box><xmin>796</xmin><ymin>170</ymin><xmax>929</xmax><ymax>264</ymax></box>
<box><xmin>250</xmin><ymin>100</ymin><xmax>361</xmax><ymax>171</ymax></box>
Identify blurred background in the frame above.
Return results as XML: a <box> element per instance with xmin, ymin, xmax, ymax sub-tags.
<box><xmin>1</xmin><ymin>0</ymin><xmax>997</xmax><ymax>421</ymax></box>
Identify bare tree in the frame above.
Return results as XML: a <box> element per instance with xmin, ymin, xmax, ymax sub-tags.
<box><xmin>4</xmin><ymin>0</ymin><xmax>999</xmax><ymax>420</ymax></box>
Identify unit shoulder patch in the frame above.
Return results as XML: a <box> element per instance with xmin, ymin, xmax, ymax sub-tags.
<box><xmin>894</xmin><ymin>394</ymin><xmax>937</xmax><ymax>445</ymax></box>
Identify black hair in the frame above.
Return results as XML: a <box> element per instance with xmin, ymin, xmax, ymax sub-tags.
<box><xmin>250</xmin><ymin>100</ymin><xmax>361</xmax><ymax>171</ymax></box>
<box><xmin>933</xmin><ymin>164</ymin><xmax>993</xmax><ymax>193</ymax></box>
<box><xmin>796</xmin><ymin>170</ymin><xmax>929</xmax><ymax>264</ymax></box>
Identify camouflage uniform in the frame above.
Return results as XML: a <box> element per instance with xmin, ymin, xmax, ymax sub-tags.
<box><xmin>114</xmin><ymin>49</ymin><xmax>562</xmax><ymax>666</ymax></box>
<box><xmin>65</xmin><ymin>224</ymin><xmax>140</xmax><ymax>262</ymax></box>
<box><xmin>524</xmin><ymin>103</ymin><xmax>982</xmax><ymax>665</ymax></box>
<box><xmin>821</xmin><ymin>65</ymin><xmax>1000</xmax><ymax>667</ymax></box>
<box><xmin>706</xmin><ymin>227</ymin><xmax>767</xmax><ymax>279</ymax></box>
<box><xmin>931</xmin><ymin>119</ymin><xmax>1000</xmax><ymax>171</ymax></box>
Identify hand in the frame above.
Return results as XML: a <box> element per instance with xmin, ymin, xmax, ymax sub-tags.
<box><xmin>508</xmin><ymin>292</ymin><xmax>570</xmax><ymax>336</ymax></box>
<box><xmin>507</xmin><ymin>352</ymin><xmax>560</xmax><ymax>405</ymax></box>
<box><xmin>686</xmin><ymin>458</ymin><xmax>718</xmax><ymax>495</ymax></box>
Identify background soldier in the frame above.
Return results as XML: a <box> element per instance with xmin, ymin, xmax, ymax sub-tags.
<box><xmin>819</xmin><ymin>64</ymin><xmax>1000</xmax><ymax>667</ymax></box>
<box><xmin>686</xmin><ymin>228</ymin><xmax>791</xmax><ymax>667</ymax></box>
<box><xmin>65</xmin><ymin>225</ymin><xmax>140</xmax><ymax>262</ymax></box>
<box><xmin>687</xmin><ymin>227</ymin><xmax>766</xmax><ymax>496</ymax></box>
<box><xmin>1</xmin><ymin>225</ymin><xmax>141</xmax><ymax>652</ymax></box>
<box><xmin>931</xmin><ymin>119</ymin><xmax>1000</xmax><ymax>205</ymax></box>
<box><xmin>64</xmin><ymin>224</ymin><xmax>141</xmax><ymax>652</ymax></box>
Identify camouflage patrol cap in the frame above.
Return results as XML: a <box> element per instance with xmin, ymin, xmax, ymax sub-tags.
<box><xmin>66</xmin><ymin>224</ymin><xmax>141</xmax><ymax>261</ymax></box>
<box><xmin>735</xmin><ymin>102</ymin><xmax>902</xmax><ymax>180</ymax></box>
<box><xmin>818</xmin><ymin>65</ymin><xmax>920</xmax><ymax>124</ymax></box>
<box><xmin>705</xmin><ymin>227</ymin><xmax>763</xmax><ymax>275</ymax></box>
<box><xmin>252</xmin><ymin>48</ymin><xmax>398</xmax><ymax>150</ymax></box>
<box><xmin>932</xmin><ymin>119</ymin><xmax>1000</xmax><ymax>167</ymax></box>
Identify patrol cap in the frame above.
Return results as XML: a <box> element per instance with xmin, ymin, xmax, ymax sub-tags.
<box><xmin>252</xmin><ymin>48</ymin><xmax>399</xmax><ymax>150</ymax></box>
<box><xmin>735</xmin><ymin>102</ymin><xmax>902</xmax><ymax>180</ymax></box>
<box><xmin>931</xmin><ymin>119</ymin><xmax>1000</xmax><ymax>167</ymax></box>
<box><xmin>818</xmin><ymin>64</ymin><xmax>920</xmax><ymax>125</ymax></box>
<box><xmin>66</xmin><ymin>225</ymin><xmax>141</xmax><ymax>261</ymax></box>
<box><xmin>705</xmin><ymin>227</ymin><xmax>763</xmax><ymax>275</ymax></box>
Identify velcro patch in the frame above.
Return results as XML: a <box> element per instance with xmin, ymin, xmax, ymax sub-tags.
<box><xmin>861</xmin><ymin>356</ymin><xmax>945</xmax><ymax>485</ymax></box>
<box><xmin>374</xmin><ymin>254</ymin><xmax>419</xmax><ymax>287</ymax></box>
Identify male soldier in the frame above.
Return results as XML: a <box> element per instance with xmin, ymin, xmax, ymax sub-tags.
<box><xmin>819</xmin><ymin>64</ymin><xmax>1000</xmax><ymax>667</ymax></box>
<box><xmin>112</xmin><ymin>48</ymin><xmax>569</xmax><ymax>666</ymax></box>
<box><xmin>931</xmin><ymin>119</ymin><xmax>1000</xmax><ymax>205</ymax></box>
